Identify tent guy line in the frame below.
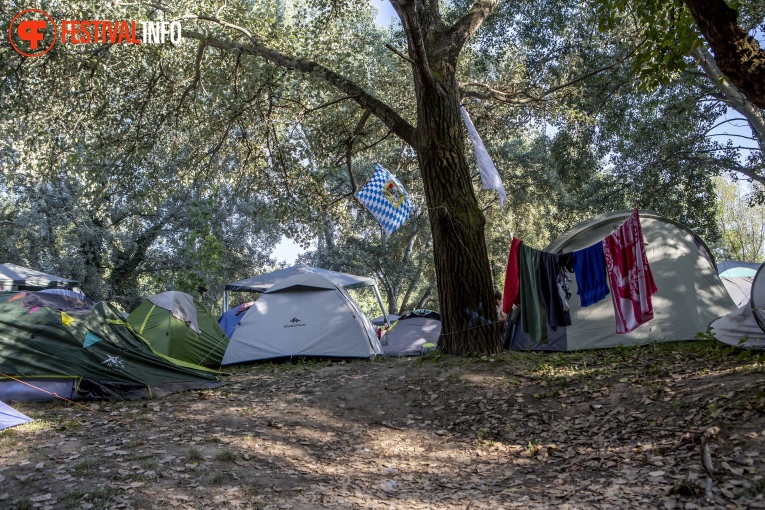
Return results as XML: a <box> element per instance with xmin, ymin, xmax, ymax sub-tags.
<box><xmin>0</xmin><ymin>370</ymin><xmax>131</xmax><ymax>427</ymax></box>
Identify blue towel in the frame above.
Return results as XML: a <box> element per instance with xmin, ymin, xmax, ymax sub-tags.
<box><xmin>571</xmin><ymin>241</ymin><xmax>610</xmax><ymax>307</ymax></box>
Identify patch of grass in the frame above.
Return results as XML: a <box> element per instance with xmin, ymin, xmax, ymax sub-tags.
<box><xmin>742</xmin><ymin>478</ymin><xmax>765</xmax><ymax>498</ymax></box>
<box><xmin>7</xmin><ymin>496</ymin><xmax>31</xmax><ymax>510</ymax></box>
<box><xmin>59</xmin><ymin>419</ymin><xmax>82</xmax><ymax>430</ymax></box>
<box><xmin>526</xmin><ymin>441</ymin><xmax>542</xmax><ymax>456</ymax></box>
<box><xmin>473</xmin><ymin>426</ymin><xmax>497</xmax><ymax>448</ymax></box>
<box><xmin>211</xmin><ymin>472</ymin><xmax>227</xmax><ymax>485</ymax></box>
<box><xmin>125</xmin><ymin>438</ymin><xmax>143</xmax><ymax>449</ymax></box>
<box><xmin>215</xmin><ymin>450</ymin><xmax>237</xmax><ymax>462</ymax></box>
<box><xmin>672</xmin><ymin>399</ymin><xmax>692</xmax><ymax>413</ymax></box>
<box><xmin>17</xmin><ymin>419</ymin><xmax>56</xmax><ymax>434</ymax></box>
<box><xmin>82</xmin><ymin>486</ymin><xmax>121</xmax><ymax>507</ymax></box>
<box><xmin>650</xmin><ymin>380</ymin><xmax>667</xmax><ymax>394</ymax></box>
<box><xmin>0</xmin><ymin>428</ymin><xmax>20</xmax><ymax>448</ymax></box>
<box><xmin>72</xmin><ymin>459</ymin><xmax>98</xmax><ymax>476</ymax></box>
<box><xmin>187</xmin><ymin>447</ymin><xmax>202</xmax><ymax>462</ymax></box>
<box><xmin>140</xmin><ymin>461</ymin><xmax>159</xmax><ymax>473</ymax></box>
<box><xmin>704</xmin><ymin>402</ymin><xmax>720</xmax><ymax>418</ymax></box>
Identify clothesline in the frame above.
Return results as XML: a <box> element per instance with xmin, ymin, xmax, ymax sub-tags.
<box><xmin>502</xmin><ymin>209</ymin><xmax>658</xmax><ymax>344</ymax></box>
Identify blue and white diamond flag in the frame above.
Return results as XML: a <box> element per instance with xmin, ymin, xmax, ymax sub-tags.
<box><xmin>355</xmin><ymin>163</ymin><xmax>414</xmax><ymax>235</ymax></box>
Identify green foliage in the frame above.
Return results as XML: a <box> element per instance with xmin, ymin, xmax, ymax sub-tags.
<box><xmin>595</xmin><ymin>0</ymin><xmax>702</xmax><ymax>88</ymax></box>
<box><xmin>713</xmin><ymin>176</ymin><xmax>765</xmax><ymax>261</ymax></box>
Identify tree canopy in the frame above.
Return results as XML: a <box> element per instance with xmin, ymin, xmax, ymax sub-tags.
<box><xmin>1</xmin><ymin>0</ymin><xmax>762</xmax><ymax>348</ymax></box>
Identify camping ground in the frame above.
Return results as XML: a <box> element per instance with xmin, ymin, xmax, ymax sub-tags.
<box><xmin>1</xmin><ymin>341</ymin><xmax>764</xmax><ymax>510</ymax></box>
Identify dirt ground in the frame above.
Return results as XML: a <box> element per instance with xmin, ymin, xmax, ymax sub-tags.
<box><xmin>1</xmin><ymin>341</ymin><xmax>765</xmax><ymax>510</ymax></box>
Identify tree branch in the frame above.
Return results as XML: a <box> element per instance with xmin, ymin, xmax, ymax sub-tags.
<box><xmin>324</xmin><ymin>109</ymin><xmax>373</xmax><ymax>210</ymax></box>
<box><xmin>182</xmin><ymin>27</ymin><xmax>416</xmax><ymax>146</ymax></box>
<box><xmin>691</xmin><ymin>46</ymin><xmax>765</xmax><ymax>151</ymax></box>
<box><xmin>446</xmin><ymin>0</ymin><xmax>500</xmax><ymax>57</ymax></box>
<box><xmin>682</xmin><ymin>0</ymin><xmax>765</xmax><ymax>109</ymax></box>
<box><xmin>461</xmin><ymin>57</ymin><xmax>628</xmax><ymax>104</ymax></box>
<box><xmin>389</xmin><ymin>0</ymin><xmax>435</xmax><ymax>87</ymax></box>
<box><xmin>385</xmin><ymin>43</ymin><xmax>415</xmax><ymax>65</ymax></box>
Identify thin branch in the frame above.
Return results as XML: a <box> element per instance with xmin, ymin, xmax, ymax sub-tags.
<box><xmin>446</xmin><ymin>0</ymin><xmax>500</xmax><ymax>57</ymax></box>
<box><xmin>324</xmin><ymin>109</ymin><xmax>373</xmax><ymax>209</ymax></box>
<box><xmin>461</xmin><ymin>43</ymin><xmax>642</xmax><ymax>105</ymax></box>
<box><xmin>389</xmin><ymin>0</ymin><xmax>434</xmax><ymax>87</ymax></box>
<box><xmin>182</xmin><ymin>27</ymin><xmax>416</xmax><ymax>146</ymax></box>
<box><xmin>385</xmin><ymin>43</ymin><xmax>415</xmax><ymax>65</ymax></box>
<box><xmin>346</xmin><ymin>109</ymin><xmax>373</xmax><ymax>191</ymax></box>
<box><xmin>175</xmin><ymin>41</ymin><xmax>207</xmax><ymax>112</ymax></box>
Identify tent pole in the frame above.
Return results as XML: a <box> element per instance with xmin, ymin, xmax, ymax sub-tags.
<box><xmin>372</xmin><ymin>284</ymin><xmax>389</xmax><ymax>326</ymax></box>
<box><xmin>223</xmin><ymin>290</ymin><xmax>229</xmax><ymax>313</ymax></box>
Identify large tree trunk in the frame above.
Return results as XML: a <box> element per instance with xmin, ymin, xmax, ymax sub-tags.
<box><xmin>414</xmin><ymin>89</ymin><xmax>500</xmax><ymax>354</ymax></box>
<box><xmin>683</xmin><ymin>0</ymin><xmax>765</xmax><ymax>109</ymax></box>
<box><xmin>398</xmin><ymin>0</ymin><xmax>502</xmax><ymax>355</ymax></box>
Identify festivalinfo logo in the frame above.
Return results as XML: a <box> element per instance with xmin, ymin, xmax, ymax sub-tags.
<box><xmin>9</xmin><ymin>8</ymin><xmax>183</xmax><ymax>57</ymax></box>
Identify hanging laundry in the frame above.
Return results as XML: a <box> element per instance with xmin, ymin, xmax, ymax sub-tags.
<box><xmin>602</xmin><ymin>208</ymin><xmax>658</xmax><ymax>334</ymax></box>
<box><xmin>355</xmin><ymin>163</ymin><xmax>414</xmax><ymax>235</ymax></box>
<box><xmin>518</xmin><ymin>244</ymin><xmax>547</xmax><ymax>343</ymax></box>
<box><xmin>571</xmin><ymin>240</ymin><xmax>610</xmax><ymax>307</ymax></box>
<box><xmin>557</xmin><ymin>253</ymin><xmax>573</xmax><ymax>312</ymax></box>
<box><xmin>501</xmin><ymin>237</ymin><xmax>523</xmax><ymax>314</ymax></box>
<box><xmin>460</xmin><ymin>106</ymin><xmax>507</xmax><ymax>207</ymax></box>
<box><xmin>539</xmin><ymin>251</ymin><xmax>573</xmax><ymax>331</ymax></box>
<box><xmin>558</xmin><ymin>271</ymin><xmax>572</xmax><ymax>312</ymax></box>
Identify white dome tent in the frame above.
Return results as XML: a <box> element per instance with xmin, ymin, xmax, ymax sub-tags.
<box><xmin>222</xmin><ymin>273</ymin><xmax>383</xmax><ymax>364</ymax></box>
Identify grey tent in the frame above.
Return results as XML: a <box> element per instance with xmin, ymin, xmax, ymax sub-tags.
<box><xmin>510</xmin><ymin>210</ymin><xmax>736</xmax><ymax>351</ymax></box>
<box><xmin>0</xmin><ymin>263</ymin><xmax>78</xmax><ymax>291</ymax></box>
<box><xmin>223</xmin><ymin>264</ymin><xmax>389</xmax><ymax>325</ymax></box>
<box><xmin>718</xmin><ymin>261</ymin><xmax>761</xmax><ymax>308</ymax></box>
<box><xmin>222</xmin><ymin>273</ymin><xmax>383</xmax><ymax>364</ymax></box>
<box><xmin>381</xmin><ymin>310</ymin><xmax>441</xmax><ymax>356</ymax></box>
<box><xmin>0</xmin><ymin>400</ymin><xmax>33</xmax><ymax>431</ymax></box>
<box><xmin>710</xmin><ymin>263</ymin><xmax>765</xmax><ymax>350</ymax></box>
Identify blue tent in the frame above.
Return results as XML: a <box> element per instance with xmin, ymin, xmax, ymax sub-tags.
<box><xmin>218</xmin><ymin>302</ymin><xmax>255</xmax><ymax>338</ymax></box>
<box><xmin>0</xmin><ymin>400</ymin><xmax>33</xmax><ymax>431</ymax></box>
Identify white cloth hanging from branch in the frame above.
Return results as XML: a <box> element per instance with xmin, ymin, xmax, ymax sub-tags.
<box><xmin>460</xmin><ymin>106</ymin><xmax>507</xmax><ymax>208</ymax></box>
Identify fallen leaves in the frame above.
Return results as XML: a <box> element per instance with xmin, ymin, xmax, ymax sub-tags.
<box><xmin>0</xmin><ymin>346</ymin><xmax>764</xmax><ymax>508</ymax></box>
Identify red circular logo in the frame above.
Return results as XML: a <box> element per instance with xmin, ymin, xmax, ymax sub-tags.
<box><xmin>8</xmin><ymin>9</ymin><xmax>57</xmax><ymax>57</ymax></box>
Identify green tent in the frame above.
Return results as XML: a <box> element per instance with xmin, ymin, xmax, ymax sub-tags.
<box><xmin>127</xmin><ymin>292</ymin><xmax>229</xmax><ymax>368</ymax></box>
<box><xmin>0</xmin><ymin>291</ymin><xmax>220</xmax><ymax>401</ymax></box>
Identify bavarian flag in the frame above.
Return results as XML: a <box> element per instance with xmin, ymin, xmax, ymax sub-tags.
<box><xmin>355</xmin><ymin>163</ymin><xmax>413</xmax><ymax>235</ymax></box>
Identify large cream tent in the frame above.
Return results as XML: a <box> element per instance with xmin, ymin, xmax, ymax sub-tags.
<box><xmin>509</xmin><ymin>210</ymin><xmax>736</xmax><ymax>351</ymax></box>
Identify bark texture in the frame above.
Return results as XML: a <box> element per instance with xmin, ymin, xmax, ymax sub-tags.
<box><xmin>392</xmin><ymin>0</ymin><xmax>502</xmax><ymax>354</ymax></box>
<box><xmin>683</xmin><ymin>0</ymin><xmax>765</xmax><ymax>109</ymax></box>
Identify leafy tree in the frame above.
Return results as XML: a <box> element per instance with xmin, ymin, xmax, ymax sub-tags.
<box><xmin>713</xmin><ymin>175</ymin><xmax>765</xmax><ymax>262</ymax></box>
<box><xmin>597</xmin><ymin>0</ymin><xmax>765</xmax><ymax>107</ymax></box>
